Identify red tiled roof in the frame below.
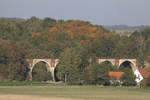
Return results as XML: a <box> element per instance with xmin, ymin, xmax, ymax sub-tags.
<box><xmin>109</xmin><ymin>72</ymin><xmax>124</xmax><ymax>80</ymax></box>
<box><xmin>138</xmin><ymin>68</ymin><xmax>150</xmax><ymax>79</ymax></box>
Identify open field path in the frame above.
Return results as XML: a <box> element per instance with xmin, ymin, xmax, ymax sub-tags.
<box><xmin>0</xmin><ymin>94</ymin><xmax>74</xmax><ymax>100</ymax></box>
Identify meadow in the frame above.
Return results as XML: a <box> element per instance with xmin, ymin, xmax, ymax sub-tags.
<box><xmin>0</xmin><ymin>85</ymin><xmax>150</xmax><ymax>100</ymax></box>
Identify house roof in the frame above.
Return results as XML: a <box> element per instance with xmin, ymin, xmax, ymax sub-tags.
<box><xmin>109</xmin><ymin>72</ymin><xmax>124</xmax><ymax>80</ymax></box>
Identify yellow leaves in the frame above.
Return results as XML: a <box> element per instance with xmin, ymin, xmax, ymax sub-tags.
<box><xmin>48</xmin><ymin>37</ymin><xmax>56</xmax><ymax>42</ymax></box>
<box><xmin>32</xmin><ymin>32</ymin><xmax>41</xmax><ymax>38</ymax></box>
<box><xmin>80</xmin><ymin>40</ymin><xmax>86</xmax><ymax>45</ymax></box>
<box><xmin>89</xmin><ymin>33</ymin><xmax>97</xmax><ymax>38</ymax></box>
<box><xmin>96</xmin><ymin>28</ymin><xmax>102</xmax><ymax>35</ymax></box>
<box><xmin>49</xmin><ymin>24</ymin><xmax>64</xmax><ymax>33</ymax></box>
<box><xmin>69</xmin><ymin>20</ymin><xmax>85</xmax><ymax>26</ymax></box>
<box><xmin>46</xmin><ymin>20</ymin><xmax>106</xmax><ymax>42</ymax></box>
<box><xmin>87</xmin><ymin>27</ymin><xmax>97</xmax><ymax>33</ymax></box>
<box><xmin>68</xmin><ymin>32</ymin><xmax>75</xmax><ymax>39</ymax></box>
<box><xmin>49</xmin><ymin>26</ymin><xmax>57</xmax><ymax>32</ymax></box>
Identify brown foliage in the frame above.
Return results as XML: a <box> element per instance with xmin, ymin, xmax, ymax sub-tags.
<box><xmin>0</xmin><ymin>39</ymin><xmax>26</xmax><ymax>81</ymax></box>
<box><xmin>80</xmin><ymin>40</ymin><xmax>86</xmax><ymax>45</ymax></box>
<box><xmin>32</xmin><ymin>32</ymin><xmax>41</xmax><ymax>38</ymax></box>
<box><xmin>48</xmin><ymin>20</ymin><xmax>104</xmax><ymax>40</ymax></box>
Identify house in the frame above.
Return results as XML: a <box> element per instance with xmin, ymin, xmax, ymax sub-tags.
<box><xmin>109</xmin><ymin>72</ymin><xmax>124</xmax><ymax>80</ymax></box>
<box><xmin>109</xmin><ymin>72</ymin><xmax>124</xmax><ymax>85</ymax></box>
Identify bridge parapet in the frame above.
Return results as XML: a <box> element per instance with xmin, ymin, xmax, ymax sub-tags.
<box><xmin>97</xmin><ymin>59</ymin><xmax>116</xmax><ymax>66</ymax></box>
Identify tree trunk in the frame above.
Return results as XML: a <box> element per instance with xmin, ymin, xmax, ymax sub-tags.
<box><xmin>65</xmin><ymin>74</ymin><xmax>67</xmax><ymax>83</ymax></box>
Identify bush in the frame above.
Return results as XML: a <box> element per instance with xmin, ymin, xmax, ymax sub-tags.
<box><xmin>120</xmin><ymin>67</ymin><xmax>136</xmax><ymax>86</ymax></box>
<box><xmin>146</xmin><ymin>77</ymin><xmax>150</xmax><ymax>86</ymax></box>
<box><xmin>140</xmin><ymin>79</ymin><xmax>147</xmax><ymax>88</ymax></box>
<box><xmin>85</xmin><ymin>63</ymin><xmax>110</xmax><ymax>85</ymax></box>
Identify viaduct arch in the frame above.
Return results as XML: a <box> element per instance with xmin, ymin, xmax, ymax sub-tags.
<box><xmin>97</xmin><ymin>59</ymin><xmax>137</xmax><ymax>71</ymax></box>
<box><xmin>27</xmin><ymin>58</ymin><xmax>143</xmax><ymax>83</ymax></box>
<box><xmin>27</xmin><ymin>59</ymin><xmax>59</xmax><ymax>81</ymax></box>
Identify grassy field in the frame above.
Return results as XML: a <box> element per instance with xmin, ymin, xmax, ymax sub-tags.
<box><xmin>0</xmin><ymin>81</ymin><xmax>54</xmax><ymax>86</ymax></box>
<box><xmin>0</xmin><ymin>86</ymin><xmax>150</xmax><ymax>100</ymax></box>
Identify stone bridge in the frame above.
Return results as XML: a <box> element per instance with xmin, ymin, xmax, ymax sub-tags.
<box><xmin>27</xmin><ymin>59</ymin><xmax>59</xmax><ymax>81</ymax></box>
<box><xmin>27</xmin><ymin>58</ymin><xmax>143</xmax><ymax>83</ymax></box>
<box><xmin>97</xmin><ymin>59</ymin><xmax>137</xmax><ymax>71</ymax></box>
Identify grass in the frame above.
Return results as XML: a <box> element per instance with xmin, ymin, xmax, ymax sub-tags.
<box><xmin>0</xmin><ymin>85</ymin><xmax>150</xmax><ymax>100</ymax></box>
<box><xmin>0</xmin><ymin>81</ymin><xmax>54</xmax><ymax>86</ymax></box>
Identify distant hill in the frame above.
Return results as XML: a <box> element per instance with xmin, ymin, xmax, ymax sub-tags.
<box><xmin>103</xmin><ymin>25</ymin><xmax>149</xmax><ymax>31</ymax></box>
<box><xmin>0</xmin><ymin>17</ymin><xmax>25</xmax><ymax>22</ymax></box>
<box><xmin>103</xmin><ymin>25</ymin><xmax>150</xmax><ymax>34</ymax></box>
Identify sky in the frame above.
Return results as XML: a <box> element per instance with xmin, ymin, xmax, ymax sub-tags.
<box><xmin>0</xmin><ymin>0</ymin><xmax>150</xmax><ymax>25</ymax></box>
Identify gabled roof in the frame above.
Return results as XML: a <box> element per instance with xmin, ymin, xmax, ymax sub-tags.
<box><xmin>109</xmin><ymin>72</ymin><xmax>124</xmax><ymax>80</ymax></box>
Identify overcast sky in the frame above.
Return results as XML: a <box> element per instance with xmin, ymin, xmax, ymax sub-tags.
<box><xmin>0</xmin><ymin>0</ymin><xmax>150</xmax><ymax>25</ymax></box>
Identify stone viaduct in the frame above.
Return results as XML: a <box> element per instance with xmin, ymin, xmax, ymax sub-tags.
<box><xmin>27</xmin><ymin>58</ymin><xmax>143</xmax><ymax>83</ymax></box>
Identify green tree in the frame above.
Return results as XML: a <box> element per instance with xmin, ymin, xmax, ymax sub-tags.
<box><xmin>0</xmin><ymin>18</ymin><xmax>21</xmax><ymax>40</ymax></box>
<box><xmin>42</xmin><ymin>17</ymin><xmax>57</xmax><ymax>31</ymax></box>
<box><xmin>145</xmin><ymin>66</ymin><xmax>150</xmax><ymax>86</ymax></box>
<box><xmin>57</xmin><ymin>48</ymin><xmax>82</xmax><ymax>84</ymax></box>
<box><xmin>86</xmin><ymin>63</ymin><xmax>110</xmax><ymax>85</ymax></box>
<box><xmin>120</xmin><ymin>67</ymin><xmax>136</xmax><ymax>86</ymax></box>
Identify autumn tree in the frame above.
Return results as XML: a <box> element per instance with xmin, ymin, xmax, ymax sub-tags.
<box><xmin>0</xmin><ymin>39</ymin><xmax>26</xmax><ymax>81</ymax></box>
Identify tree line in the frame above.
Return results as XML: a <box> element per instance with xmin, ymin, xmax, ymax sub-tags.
<box><xmin>0</xmin><ymin>17</ymin><xmax>150</xmax><ymax>85</ymax></box>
